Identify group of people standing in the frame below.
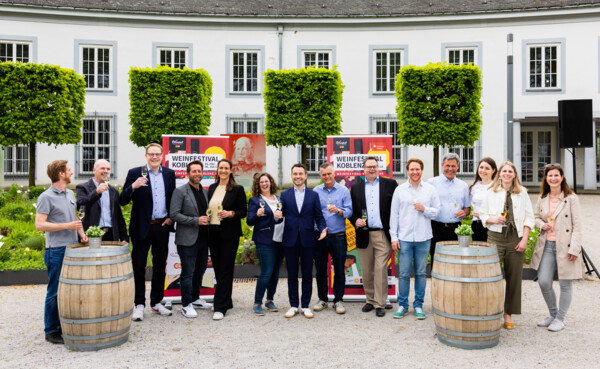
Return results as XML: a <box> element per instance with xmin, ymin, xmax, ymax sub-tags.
<box><xmin>34</xmin><ymin>144</ymin><xmax>583</xmax><ymax>345</ymax></box>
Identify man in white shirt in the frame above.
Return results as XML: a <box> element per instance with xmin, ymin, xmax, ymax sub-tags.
<box><xmin>390</xmin><ymin>158</ymin><xmax>440</xmax><ymax>320</ymax></box>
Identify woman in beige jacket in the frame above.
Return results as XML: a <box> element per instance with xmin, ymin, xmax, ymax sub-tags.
<box><xmin>531</xmin><ymin>164</ymin><xmax>583</xmax><ymax>332</ymax></box>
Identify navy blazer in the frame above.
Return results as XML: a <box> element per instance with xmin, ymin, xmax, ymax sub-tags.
<box><xmin>207</xmin><ymin>183</ymin><xmax>247</xmax><ymax>239</ymax></box>
<box><xmin>246</xmin><ymin>196</ymin><xmax>283</xmax><ymax>245</ymax></box>
<box><xmin>280</xmin><ymin>187</ymin><xmax>327</xmax><ymax>248</ymax></box>
<box><xmin>75</xmin><ymin>179</ymin><xmax>129</xmax><ymax>242</ymax></box>
<box><xmin>119</xmin><ymin>165</ymin><xmax>176</xmax><ymax>240</ymax></box>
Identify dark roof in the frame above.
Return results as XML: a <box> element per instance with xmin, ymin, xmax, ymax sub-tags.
<box><xmin>2</xmin><ymin>0</ymin><xmax>600</xmax><ymax>17</ymax></box>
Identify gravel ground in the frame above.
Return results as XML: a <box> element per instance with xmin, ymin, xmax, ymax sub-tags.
<box><xmin>1</xmin><ymin>195</ymin><xmax>599</xmax><ymax>369</ymax></box>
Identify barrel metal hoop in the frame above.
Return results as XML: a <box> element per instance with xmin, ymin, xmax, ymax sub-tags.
<box><xmin>433</xmin><ymin>308</ymin><xmax>503</xmax><ymax>321</ymax></box>
<box><xmin>60</xmin><ymin>309</ymin><xmax>132</xmax><ymax>324</ymax></box>
<box><xmin>64</xmin><ymin>334</ymin><xmax>129</xmax><ymax>352</ymax></box>
<box><xmin>60</xmin><ymin>273</ymin><xmax>133</xmax><ymax>285</ymax></box>
<box><xmin>65</xmin><ymin>245</ymin><xmax>130</xmax><ymax>258</ymax></box>
<box><xmin>436</xmin><ymin>333</ymin><xmax>499</xmax><ymax>350</ymax></box>
<box><xmin>63</xmin><ymin>327</ymin><xmax>130</xmax><ymax>341</ymax></box>
<box><xmin>436</xmin><ymin>245</ymin><xmax>498</xmax><ymax>257</ymax></box>
<box><xmin>431</xmin><ymin>272</ymin><xmax>503</xmax><ymax>283</ymax></box>
<box><xmin>436</xmin><ymin>326</ymin><xmax>501</xmax><ymax>338</ymax></box>
<box><xmin>63</xmin><ymin>256</ymin><xmax>131</xmax><ymax>266</ymax></box>
<box><xmin>434</xmin><ymin>256</ymin><xmax>500</xmax><ymax>265</ymax></box>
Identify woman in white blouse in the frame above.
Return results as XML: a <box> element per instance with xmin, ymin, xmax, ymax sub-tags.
<box><xmin>469</xmin><ymin>157</ymin><xmax>497</xmax><ymax>241</ymax></box>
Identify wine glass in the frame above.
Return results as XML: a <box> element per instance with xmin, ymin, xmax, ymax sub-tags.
<box><xmin>217</xmin><ymin>205</ymin><xmax>223</xmax><ymax>222</ymax></box>
<box><xmin>141</xmin><ymin>166</ymin><xmax>149</xmax><ymax>186</ymax></box>
<box><xmin>501</xmin><ymin>203</ymin><xmax>508</xmax><ymax>227</ymax></box>
<box><xmin>547</xmin><ymin>215</ymin><xmax>554</xmax><ymax>231</ymax></box>
<box><xmin>78</xmin><ymin>205</ymin><xmax>86</xmax><ymax>220</ymax></box>
<box><xmin>276</xmin><ymin>201</ymin><xmax>283</xmax><ymax>211</ymax></box>
<box><xmin>361</xmin><ymin>209</ymin><xmax>368</xmax><ymax>228</ymax></box>
<box><xmin>206</xmin><ymin>208</ymin><xmax>212</xmax><ymax>218</ymax></box>
<box><xmin>259</xmin><ymin>198</ymin><xmax>266</xmax><ymax>216</ymax></box>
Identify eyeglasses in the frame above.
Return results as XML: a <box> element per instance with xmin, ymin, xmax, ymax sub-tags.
<box><xmin>146</xmin><ymin>153</ymin><xmax>162</xmax><ymax>157</ymax></box>
<box><xmin>364</xmin><ymin>165</ymin><xmax>378</xmax><ymax>170</ymax></box>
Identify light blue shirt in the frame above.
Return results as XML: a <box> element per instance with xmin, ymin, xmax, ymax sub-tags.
<box><xmin>427</xmin><ymin>175</ymin><xmax>470</xmax><ymax>223</ymax></box>
<box><xmin>293</xmin><ymin>186</ymin><xmax>306</xmax><ymax>213</ymax></box>
<box><xmin>92</xmin><ymin>178</ymin><xmax>112</xmax><ymax>228</ymax></box>
<box><xmin>315</xmin><ymin>182</ymin><xmax>352</xmax><ymax>234</ymax></box>
<box><xmin>389</xmin><ymin>181</ymin><xmax>441</xmax><ymax>242</ymax></box>
<box><xmin>148</xmin><ymin>165</ymin><xmax>168</xmax><ymax>219</ymax></box>
<box><xmin>365</xmin><ymin>177</ymin><xmax>383</xmax><ymax>229</ymax></box>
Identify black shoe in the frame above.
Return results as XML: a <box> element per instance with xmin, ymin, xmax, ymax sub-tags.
<box><xmin>376</xmin><ymin>308</ymin><xmax>386</xmax><ymax>317</ymax></box>
<box><xmin>362</xmin><ymin>303</ymin><xmax>375</xmax><ymax>312</ymax></box>
<box><xmin>45</xmin><ymin>331</ymin><xmax>64</xmax><ymax>344</ymax></box>
<box><xmin>385</xmin><ymin>303</ymin><xmax>393</xmax><ymax>310</ymax></box>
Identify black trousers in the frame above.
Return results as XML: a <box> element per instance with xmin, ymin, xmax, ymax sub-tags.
<box><xmin>131</xmin><ymin>223</ymin><xmax>170</xmax><ymax>307</ymax></box>
<box><xmin>430</xmin><ymin>221</ymin><xmax>460</xmax><ymax>265</ymax></box>
<box><xmin>177</xmin><ymin>238</ymin><xmax>209</xmax><ymax>306</ymax></box>
<box><xmin>209</xmin><ymin>225</ymin><xmax>238</xmax><ymax>314</ymax></box>
<box><xmin>471</xmin><ymin>220</ymin><xmax>488</xmax><ymax>242</ymax></box>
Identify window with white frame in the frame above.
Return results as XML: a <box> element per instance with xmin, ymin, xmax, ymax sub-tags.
<box><xmin>447</xmin><ymin>146</ymin><xmax>476</xmax><ymax>175</ymax></box>
<box><xmin>305</xmin><ymin>146</ymin><xmax>327</xmax><ymax>174</ymax></box>
<box><xmin>80</xmin><ymin>45</ymin><xmax>112</xmax><ymax>90</ymax></box>
<box><xmin>372</xmin><ymin>119</ymin><xmax>403</xmax><ymax>174</ymax></box>
<box><xmin>303</xmin><ymin>51</ymin><xmax>331</xmax><ymax>69</ymax></box>
<box><xmin>527</xmin><ymin>44</ymin><xmax>560</xmax><ymax>89</ymax></box>
<box><xmin>158</xmin><ymin>48</ymin><xmax>187</xmax><ymax>69</ymax></box>
<box><xmin>231</xmin><ymin>51</ymin><xmax>259</xmax><ymax>93</ymax></box>
<box><xmin>374</xmin><ymin>50</ymin><xmax>403</xmax><ymax>93</ymax></box>
<box><xmin>447</xmin><ymin>48</ymin><xmax>476</xmax><ymax>66</ymax></box>
<box><xmin>232</xmin><ymin>119</ymin><xmax>259</xmax><ymax>134</ymax></box>
<box><xmin>79</xmin><ymin>117</ymin><xmax>112</xmax><ymax>175</ymax></box>
<box><xmin>3</xmin><ymin>144</ymin><xmax>29</xmax><ymax>176</ymax></box>
<box><xmin>0</xmin><ymin>41</ymin><xmax>30</xmax><ymax>62</ymax></box>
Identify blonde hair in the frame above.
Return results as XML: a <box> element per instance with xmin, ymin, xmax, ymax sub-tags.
<box><xmin>490</xmin><ymin>161</ymin><xmax>523</xmax><ymax>194</ymax></box>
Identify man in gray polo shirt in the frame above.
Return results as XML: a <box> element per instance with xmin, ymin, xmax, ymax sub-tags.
<box><xmin>35</xmin><ymin>160</ymin><xmax>87</xmax><ymax>344</ymax></box>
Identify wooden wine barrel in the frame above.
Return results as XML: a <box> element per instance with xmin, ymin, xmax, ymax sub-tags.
<box><xmin>431</xmin><ymin>241</ymin><xmax>504</xmax><ymax>350</ymax></box>
<box><xmin>58</xmin><ymin>241</ymin><xmax>134</xmax><ymax>351</ymax></box>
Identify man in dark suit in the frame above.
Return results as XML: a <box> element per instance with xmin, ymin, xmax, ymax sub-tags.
<box><xmin>119</xmin><ymin>143</ymin><xmax>176</xmax><ymax>321</ymax></box>
<box><xmin>280</xmin><ymin>163</ymin><xmax>327</xmax><ymax>319</ymax></box>
<box><xmin>170</xmin><ymin>160</ymin><xmax>212</xmax><ymax>319</ymax></box>
<box><xmin>349</xmin><ymin>156</ymin><xmax>397</xmax><ymax>317</ymax></box>
<box><xmin>76</xmin><ymin>159</ymin><xmax>128</xmax><ymax>243</ymax></box>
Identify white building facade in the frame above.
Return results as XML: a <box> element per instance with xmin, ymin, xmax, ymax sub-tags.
<box><xmin>1</xmin><ymin>1</ymin><xmax>599</xmax><ymax>189</ymax></box>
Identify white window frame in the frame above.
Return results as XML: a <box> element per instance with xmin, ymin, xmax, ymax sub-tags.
<box><xmin>372</xmin><ymin>49</ymin><xmax>404</xmax><ymax>94</ymax></box>
<box><xmin>79</xmin><ymin>44</ymin><xmax>113</xmax><ymax>91</ymax></box>
<box><xmin>232</xmin><ymin>120</ymin><xmax>259</xmax><ymax>134</ymax></box>
<box><xmin>3</xmin><ymin>144</ymin><xmax>29</xmax><ymax>176</ymax></box>
<box><xmin>157</xmin><ymin>47</ymin><xmax>188</xmax><ymax>69</ymax></box>
<box><xmin>230</xmin><ymin>50</ymin><xmax>260</xmax><ymax>93</ymax></box>
<box><xmin>370</xmin><ymin>117</ymin><xmax>405</xmax><ymax>176</ymax></box>
<box><xmin>303</xmin><ymin>146</ymin><xmax>327</xmax><ymax>175</ymax></box>
<box><xmin>526</xmin><ymin>43</ymin><xmax>561</xmax><ymax>90</ymax></box>
<box><xmin>446</xmin><ymin>47</ymin><xmax>477</xmax><ymax>66</ymax></box>
<box><xmin>0</xmin><ymin>40</ymin><xmax>31</xmax><ymax>62</ymax></box>
<box><xmin>77</xmin><ymin>116</ymin><xmax>114</xmax><ymax>176</ymax></box>
<box><xmin>445</xmin><ymin>145</ymin><xmax>478</xmax><ymax>175</ymax></box>
<box><xmin>226</xmin><ymin>114</ymin><xmax>264</xmax><ymax>134</ymax></box>
<box><xmin>302</xmin><ymin>50</ymin><xmax>331</xmax><ymax>69</ymax></box>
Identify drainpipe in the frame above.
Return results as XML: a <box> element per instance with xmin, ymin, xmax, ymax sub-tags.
<box><xmin>277</xmin><ymin>24</ymin><xmax>284</xmax><ymax>188</ymax></box>
<box><xmin>507</xmin><ymin>33</ymin><xmax>514</xmax><ymax>162</ymax></box>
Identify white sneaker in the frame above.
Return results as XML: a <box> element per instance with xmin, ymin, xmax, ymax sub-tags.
<box><xmin>313</xmin><ymin>300</ymin><xmax>328</xmax><ymax>311</ymax></box>
<box><xmin>151</xmin><ymin>302</ymin><xmax>172</xmax><ymax>316</ymax></box>
<box><xmin>284</xmin><ymin>307</ymin><xmax>298</xmax><ymax>318</ymax></box>
<box><xmin>333</xmin><ymin>302</ymin><xmax>346</xmax><ymax>314</ymax></box>
<box><xmin>548</xmin><ymin>319</ymin><xmax>564</xmax><ymax>332</ymax></box>
<box><xmin>212</xmin><ymin>312</ymin><xmax>224</xmax><ymax>321</ymax></box>
<box><xmin>132</xmin><ymin>304</ymin><xmax>144</xmax><ymax>321</ymax></box>
<box><xmin>302</xmin><ymin>308</ymin><xmax>314</xmax><ymax>319</ymax></box>
<box><xmin>181</xmin><ymin>304</ymin><xmax>198</xmax><ymax>318</ymax></box>
<box><xmin>192</xmin><ymin>298</ymin><xmax>213</xmax><ymax>310</ymax></box>
<box><xmin>537</xmin><ymin>316</ymin><xmax>555</xmax><ymax>327</ymax></box>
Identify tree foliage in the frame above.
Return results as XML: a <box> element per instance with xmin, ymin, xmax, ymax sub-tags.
<box><xmin>396</xmin><ymin>62</ymin><xmax>482</xmax><ymax>175</ymax></box>
<box><xmin>128</xmin><ymin>66</ymin><xmax>213</xmax><ymax>147</ymax></box>
<box><xmin>264</xmin><ymin>67</ymin><xmax>344</xmax><ymax>163</ymax></box>
<box><xmin>0</xmin><ymin>62</ymin><xmax>86</xmax><ymax>186</ymax></box>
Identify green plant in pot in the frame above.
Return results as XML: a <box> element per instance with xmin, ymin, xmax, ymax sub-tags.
<box><xmin>85</xmin><ymin>226</ymin><xmax>105</xmax><ymax>248</ymax></box>
<box><xmin>454</xmin><ymin>224</ymin><xmax>474</xmax><ymax>248</ymax></box>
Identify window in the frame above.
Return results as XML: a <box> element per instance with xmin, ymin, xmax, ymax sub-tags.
<box><xmin>227</xmin><ymin>115</ymin><xmax>264</xmax><ymax>134</ymax></box>
<box><xmin>374</xmin><ymin>50</ymin><xmax>403</xmax><ymax>93</ymax></box>
<box><xmin>79</xmin><ymin>117</ymin><xmax>113</xmax><ymax>175</ymax></box>
<box><xmin>158</xmin><ymin>48</ymin><xmax>187</xmax><ymax>69</ymax></box>
<box><xmin>80</xmin><ymin>45</ymin><xmax>112</xmax><ymax>90</ymax></box>
<box><xmin>3</xmin><ymin>144</ymin><xmax>29</xmax><ymax>176</ymax></box>
<box><xmin>448</xmin><ymin>146</ymin><xmax>476</xmax><ymax>175</ymax></box>
<box><xmin>232</xmin><ymin>120</ymin><xmax>259</xmax><ymax>134</ymax></box>
<box><xmin>231</xmin><ymin>51</ymin><xmax>259</xmax><ymax>93</ymax></box>
<box><xmin>372</xmin><ymin>118</ymin><xmax>403</xmax><ymax>175</ymax></box>
<box><xmin>447</xmin><ymin>48</ymin><xmax>476</xmax><ymax>66</ymax></box>
<box><xmin>303</xmin><ymin>51</ymin><xmax>330</xmax><ymax>69</ymax></box>
<box><xmin>0</xmin><ymin>41</ymin><xmax>30</xmax><ymax>62</ymax></box>
<box><xmin>528</xmin><ymin>44</ymin><xmax>559</xmax><ymax>89</ymax></box>
<box><xmin>305</xmin><ymin>146</ymin><xmax>327</xmax><ymax>174</ymax></box>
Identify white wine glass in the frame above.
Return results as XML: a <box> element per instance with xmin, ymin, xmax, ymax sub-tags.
<box><xmin>78</xmin><ymin>205</ymin><xmax>86</xmax><ymax>220</ymax></box>
<box><xmin>217</xmin><ymin>205</ymin><xmax>223</xmax><ymax>222</ymax></box>
<box><xmin>259</xmin><ymin>198</ymin><xmax>266</xmax><ymax>216</ymax></box>
<box><xmin>361</xmin><ymin>209</ymin><xmax>368</xmax><ymax>228</ymax></box>
<box><xmin>141</xmin><ymin>166</ymin><xmax>149</xmax><ymax>186</ymax></box>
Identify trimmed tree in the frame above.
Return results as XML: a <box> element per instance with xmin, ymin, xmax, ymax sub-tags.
<box><xmin>396</xmin><ymin>62</ymin><xmax>482</xmax><ymax>176</ymax></box>
<box><xmin>264</xmin><ymin>67</ymin><xmax>344</xmax><ymax>164</ymax></box>
<box><xmin>0</xmin><ymin>62</ymin><xmax>86</xmax><ymax>186</ymax></box>
<box><xmin>129</xmin><ymin>66</ymin><xmax>213</xmax><ymax>147</ymax></box>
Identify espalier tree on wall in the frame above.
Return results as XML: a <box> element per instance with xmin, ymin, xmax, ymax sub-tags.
<box><xmin>0</xmin><ymin>62</ymin><xmax>86</xmax><ymax>186</ymax></box>
<box><xmin>396</xmin><ymin>62</ymin><xmax>482</xmax><ymax>176</ymax></box>
<box><xmin>128</xmin><ymin>66</ymin><xmax>213</xmax><ymax>147</ymax></box>
<box><xmin>264</xmin><ymin>67</ymin><xmax>344</xmax><ymax>165</ymax></box>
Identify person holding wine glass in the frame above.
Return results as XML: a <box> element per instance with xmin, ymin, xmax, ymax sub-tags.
<box><xmin>469</xmin><ymin>157</ymin><xmax>497</xmax><ymax>241</ymax></box>
<box><xmin>246</xmin><ymin>173</ymin><xmax>284</xmax><ymax>316</ymax></box>
<box><xmin>480</xmin><ymin>161</ymin><xmax>534</xmax><ymax>330</ymax></box>
<box><xmin>207</xmin><ymin>158</ymin><xmax>247</xmax><ymax>320</ymax></box>
<box><xmin>531</xmin><ymin>164</ymin><xmax>583</xmax><ymax>332</ymax></box>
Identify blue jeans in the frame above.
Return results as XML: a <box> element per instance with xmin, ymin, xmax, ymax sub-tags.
<box><xmin>397</xmin><ymin>240</ymin><xmax>430</xmax><ymax>309</ymax></box>
<box><xmin>44</xmin><ymin>246</ymin><xmax>66</xmax><ymax>335</ymax></box>
<box><xmin>254</xmin><ymin>241</ymin><xmax>284</xmax><ymax>305</ymax></box>
<box><xmin>315</xmin><ymin>235</ymin><xmax>347</xmax><ymax>303</ymax></box>
<box><xmin>177</xmin><ymin>239</ymin><xmax>208</xmax><ymax>306</ymax></box>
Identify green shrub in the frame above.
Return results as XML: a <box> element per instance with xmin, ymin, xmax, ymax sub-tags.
<box><xmin>23</xmin><ymin>235</ymin><xmax>45</xmax><ymax>251</ymax></box>
<box><xmin>27</xmin><ymin>186</ymin><xmax>46</xmax><ymax>200</ymax></box>
<box><xmin>0</xmin><ymin>203</ymin><xmax>34</xmax><ymax>222</ymax></box>
<box><xmin>6</xmin><ymin>184</ymin><xmax>22</xmax><ymax>201</ymax></box>
<box><xmin>0</xmin><ymin>248</ymin><xmax>45</xmax><ymax>271</ymax></box>
<box><xmin>524</xmin><ymin>226</ymin><xmax>539</xmax><ymax>265</ymax></box>
<box><xmin>0</xmin><ymin>247</ymin><xmax>10</xmax><ymax>262</ymax></box>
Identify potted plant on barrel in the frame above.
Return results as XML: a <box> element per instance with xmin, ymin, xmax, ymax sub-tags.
<box><xmin>454</xmin><ymin>224</ymin><xmax>474</xmax><ymax>248</ymax></box>
<box><xmin>85</xmin><ymin>226</ymin><xmax>104</xmax><ymax>249</ymax></box>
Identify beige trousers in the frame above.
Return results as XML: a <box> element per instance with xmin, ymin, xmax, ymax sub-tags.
<box><xmin>358</xmin><ymin>230</ymin><xmax>391</xmax><ymax>308</ymax></box>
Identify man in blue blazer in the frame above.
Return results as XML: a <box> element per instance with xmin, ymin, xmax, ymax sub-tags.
<box><xmin>119</xmin><ymin>143</ymin><xmax>176</xmax><ymax>321</ymax></box>
<box><xmin>280</xmin><ymin>163</ymin><xmax>327</xmax><ymax>319</ymax></box>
